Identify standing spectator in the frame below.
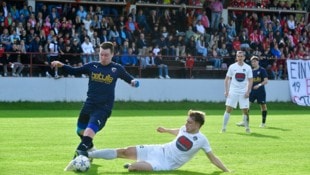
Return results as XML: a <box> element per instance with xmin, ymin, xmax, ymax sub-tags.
<box><xmin>48</xmin><ymin>35</ymin><xmax>60</xmax><ymax>78</ymax></box>
<box><xmin>76</xmin><ymin>5</ymin><xmax>87</xmax><ymax>20</ymax></box>
<box><xmin>51</xmin><ymin>42</ymin><xmax>139</xmax><ymax>171</ymax></box>
<box><xmin>70</xmin><ymin>38</ymin><xmax>83</xmax><ymax>67</ymax></box>
<box><xmin>10</xmin><ymin>4</ymin><xmax>19</xmax><ymax>20</ymax></box>
<box><xmin>136</xmin><ymin>9</ymin><xmax>151</xmax><ymax>33</ymax></box>
<box><xmin>0</xmin><ymin>44</ymin><xmax>8</xmax><ymax>76</ymax></box>
<box><xmin>81</xmin><ymin>36</ymin><xmax>95</xmax><ymax>64</ymax></box>
<box><xmin>209</xmin><ymin>0</ymin><xmax>223</xmax><ymax>30</ymax></box>
<box><xmin>155</xmin><ymin>51</ymin><xmax>170</xmax><ymax>79</ymax></box>
<box><xmin>221</xmin><ymin>51</ymin><xmax>253</xmax><ymax>133</ymax></box>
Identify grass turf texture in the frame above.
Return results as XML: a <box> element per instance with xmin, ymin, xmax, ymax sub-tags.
<box><xmin>0</xmin><ymin>102</ymin><xmax>309</xmax><ymax>175</ymax></box>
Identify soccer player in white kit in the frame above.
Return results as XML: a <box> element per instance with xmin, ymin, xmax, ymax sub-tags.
<box><xmin>221</xmin><ymin>50</ymin><xmax>253</xmax><ymax>133</ymax></box>
<box><xmin>87</xmin><ymin>110</ymin><xmax>231</xmax><ymax>172</ymax></box>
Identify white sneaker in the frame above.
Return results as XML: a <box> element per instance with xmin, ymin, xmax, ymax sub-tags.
<box><xmin>165</xmin><ymin>75</ymin><xmax>170</xmax><ymax>79</ymax></box>
<box><xmin>159</xmin><ymin>75</ymin><xmax>164</xmax><ymax>79</ymax></box>
<box><xmin>64</xmin><ymin>159</ymin><xmax>75</xmax><ymax>171</ymax></box>
<box><xmin>54</xmin><ymin>74</ymin><xmax>61</xmax><ymax>79</ymax></box>
<box><xmin>236</xmin><ymin>121</ymin><xmax>245</xmax><ymax>127</ymax></box>
<box><xmin>259</xmin><ymin>123</ymin><xmax>266</xmax><ymax>128</ymax></box>
<box><xmin>245</xmin><ymin>128</ymin><xmax>251</xmax><ymax>133</ymax></box>
<box><xmin>45</xmin><ymin>72</ymin><xmax>51</xmax><ymax>78</ymax></box>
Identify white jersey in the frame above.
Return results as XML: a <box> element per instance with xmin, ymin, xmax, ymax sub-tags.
<box><xmin>162</xmin><ymin>126</ymin><xmax>212</xmax><ymax>169</ymax></box>
<box><xmin>226</xmin><ymin>62</ymin><xmax>253</xmax><ymax>95</ymax></box>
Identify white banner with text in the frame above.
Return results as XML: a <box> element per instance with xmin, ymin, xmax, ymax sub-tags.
<box><xmin>286</xmin><ymin>59</ymin><xmax>310</xmax><ymax>106</ymax></box>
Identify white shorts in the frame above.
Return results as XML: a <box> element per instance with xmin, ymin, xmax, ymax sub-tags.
<box><xmin>136</xmin><ymin>145</ymin><xmax>171</xmax><ymax>171</ymax></box>
<box><xmin>225</xmin><ymin>93</ymin><xmax>249</xmax><ymax>109</ymax></box>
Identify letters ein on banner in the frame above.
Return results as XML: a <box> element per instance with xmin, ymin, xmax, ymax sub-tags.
<box><xmin>286</xmin><ymin>60</ymin><xmax>310</xmax><ymax>106</ymax></box>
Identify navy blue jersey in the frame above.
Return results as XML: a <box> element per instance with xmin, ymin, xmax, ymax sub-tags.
<box><xmin>252</xmin><ymin>66</ymin><xmax>268</xmax><ymax>91</ymax></box>
<box><xmin>250</xmin><ymin>66</ymin><xmax>268</xmax><ymax>104</ymax></box>
<box><xmin>63</xmin><ymin>61</ymin><xmax>134</xmax><ymax>109</ymax></box>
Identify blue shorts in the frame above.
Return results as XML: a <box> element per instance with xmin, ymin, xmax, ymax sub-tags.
<box><xmin>77</xmin><ymin>102</ymin><xmax>112</xmax><ymax>133</ymax></box>
<box><xmin>250</xmin><ymin>90</ymin><xmax>266</xmax><ymax>104</ymax></box>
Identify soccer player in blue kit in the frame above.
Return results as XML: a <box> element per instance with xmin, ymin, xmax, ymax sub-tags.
<box><xmin>236</xmin><ymin>56</ymin><xmax>268</xmax><ymax>128</ymax></box>
<box><xmin>51</xmin><ymin>42</ymin><xmax>139</xmax><ymax>171</ymax></box>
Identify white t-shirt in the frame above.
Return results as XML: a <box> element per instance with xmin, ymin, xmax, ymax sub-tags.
<box><xmin>226</xmin><ymin>62</ymin><xmax>253</xmax><ymax>95</ymax></box>
<box><xmin>163</xmin><ymin>126</ymin><xmax>212</xmax><ymax>170</ymax></box>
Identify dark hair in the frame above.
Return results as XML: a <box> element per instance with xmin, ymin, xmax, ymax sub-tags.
<box><xmin>100</xmin><ymin>42</ymin><xmax>114</xmax><ymax>53</ymax></box>
<box><xmin>188</xmin><ymin>110</ymin><xmax>205</xmax><ymax>127</ymax></box>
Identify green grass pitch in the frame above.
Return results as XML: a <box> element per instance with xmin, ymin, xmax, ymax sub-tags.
<box><xmin>0</xmin><ymin>102</ymin><xmax>309</xmax><ymax>175</ymax></box>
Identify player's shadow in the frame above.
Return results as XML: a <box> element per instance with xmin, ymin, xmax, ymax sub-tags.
<box><xmin>80</xmin><ymin>164</ymin><xmax>102</xmax><ymax>175</ymax></box>
<box><xmin>236</xmin><ymin>132</ymin><xmax>280</xmax><ymax>139</ymax></box>
<box><xmin>104</xmin><ymin>170</ymin><xmax>223</xmax><ymax>175</ymax></box>
<box><xmin>265</xmin><ymin>126</ymin><xmax>291</xmax><ymax>132</ymax></box>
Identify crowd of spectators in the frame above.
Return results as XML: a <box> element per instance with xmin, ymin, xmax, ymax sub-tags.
<box><xmin>0</xmin><ymin>0</ymin><xmax>309</xmax><ymax>79</ymax></box>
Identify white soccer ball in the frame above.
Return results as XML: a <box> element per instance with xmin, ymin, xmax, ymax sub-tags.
<box><xmin>73</xmin><ymin>155</ymin><xmax>91</xmax><ymax>172</ymax></box>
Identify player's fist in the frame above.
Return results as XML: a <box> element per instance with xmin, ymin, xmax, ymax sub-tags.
<box><xmin>131</xmin><ymin>79</ymin><xmax>139</xmax><ymax>88</ymax></box>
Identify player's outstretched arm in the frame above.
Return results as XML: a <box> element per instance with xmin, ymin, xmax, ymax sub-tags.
<box><xmin>51</xmin><ymin>61</ymin><xmax>64</xmax><ymax>68</ymax></box>
<box><xmin>157</xmin><ymin>127</ymin><xmax>179</xmax><ymax>136</ymax></box>
<box><xmin>206</xmin><ymin>152</ymin><xmax>231</xmax><ymax>172</ymax></box>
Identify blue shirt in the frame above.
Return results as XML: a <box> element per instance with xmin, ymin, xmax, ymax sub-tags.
<box><xmin>252</xmin><ymin>66</ymin><xmax>268</xmax><ymax>92</ymax></box>
<box><xmin>63</xmin><ymin>62</ymin><xmax>134</xmax><ymax>109</ymax></box>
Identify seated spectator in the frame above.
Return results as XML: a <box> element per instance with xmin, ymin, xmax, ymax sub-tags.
<box><xmin>239</xmin><ymin>30</ymin><xmax>251</xmax><ymax>50</ymax></box>
<box><xmin>226</xmin><ymin>19</ymin><xmax>237</xmax><ymax>42</ymax></box>
<box><xmin>154</xmin><ymin>51</ymin><xmax>170</xmax><ymax>79</ymax></box>
<box><xmin>140</xmin><ymin>50</ymin><xmax>156</xmax><ymax>69</ymax></box>
<box><xmin>186</xmin><ymin>35</ymin><xmax>197</xmax><ymax>56</ymax></box>
<box><xmin>209</xmin><ymin>44</ymin><xmax>222</xmax><ymax>69</ymax></box>
<box><xmin>7</xmin><ymin>44</ymin><xmax>24</xmax><ymax>77</ymax></box>
<box><xmin>195</xmin><ymin>35</ymin><xmax>208</xmax><ymax>60</ymax></box>
<box><xmin>121</xmin><ymin>48</ymin><xmax>138</xmax><ymax>66</ymax></box>
<box><xmin>109</xmin><ymin>25</ymin><xmax>121</xmax><ymax>46</ymax></box>
<box><xmin>32</xmin><ymin>45</ymin><xmax>53</xmax><ymax>77</ymax></box>
<box><xmin>1</xmin><ymin>28</ymin><xmax>12</xmax><ymax>51</ymax></box>
<box><xmin>175</xmin><ymin>35</ymin><xmax>186</xmax><ymax>61</ymax></box>
<box><xmin>125</xmin><ymin>16</ymin><xmax>140</xmax><ymax>41</ymax></box>
<box><xmin>156</xmin><ymin>34</ymin><xmax>168</xmax><ymax>56</ymax></box>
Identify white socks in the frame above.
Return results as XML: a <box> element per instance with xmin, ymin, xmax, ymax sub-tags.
<box><xmin>88</xmin><ymin>149</ymin><xmax>117</xmax><ymax>160</ymax></box>
<box><xmin>222</xmin><ymin>112</ymin><xmax>230</xmax><ymax>130</ymax></box>
<box><xmin>243</xmin><ymin>115</ymin><xmax>249</xmax><ymax>129</ymax></box>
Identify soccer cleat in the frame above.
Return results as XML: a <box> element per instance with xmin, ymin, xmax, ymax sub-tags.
<box><xmin>245</xmin><ymin>128</ymin><xmax>251</xmax><ymax>133</ymax></box>
<box><xmin>123</xmin><ymin>163</ymin><xmax>131</xmax><ymax>169</ymax></box>
<box><xmin>259</xmin><ymin>123</ymin><xmax>266</xmax><ymax>128</ymax></box>
<box><xmin>64</xmin><ymin>159</ymin><xmax>75</xmax><ymax>171</ymax></box>
<box><xmin>220</xmin><ymin>128</ymin><xmax>226</xmax><ymax>133</ymax></box>
<box><xmin>236</xmin><ymin>121</ymin><xmax>245</xmax><ymax>127</ymax></box>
